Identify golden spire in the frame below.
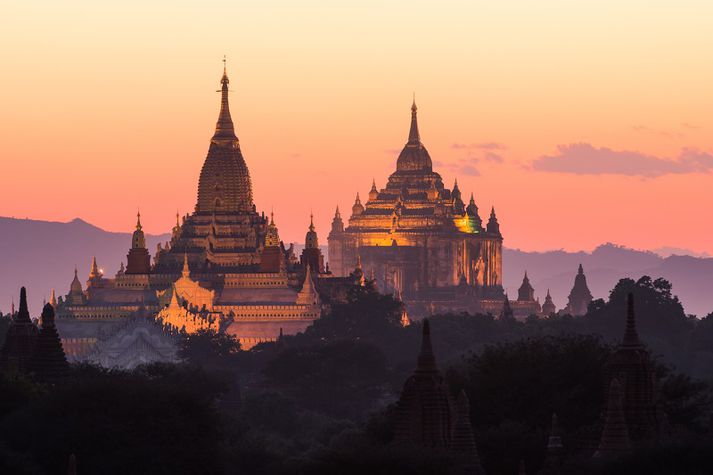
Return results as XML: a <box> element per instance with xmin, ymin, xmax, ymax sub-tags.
<box><xmin>89</xmin><ymin>256</ymin><xmax>100</xmax><ymax>278</ymax></box>
<box><xmin>49</xmin><ymin>289</ymin><xmax>57</xmax><ymax>308</ymax></box>
<box><xmin>182</xmin><ymin>253</ymin><xmax>190</xmax><ymax>278</ymax></box>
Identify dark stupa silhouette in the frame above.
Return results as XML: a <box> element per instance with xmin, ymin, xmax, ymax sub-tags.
<box><xmin>451</xmin><ymin>390</ymin><xmax>485</xmax><ymax>474</ymax></box>
<box><xmin>394</xmin><ymin>319</ymin><xmax>452</xmax><ymax>448</ymax></box>
<box><xmin>30</xmin><ymin>302</ymin><xmax>69</xmax><ymax>382</ymax></box>
<box><xmin>606</xmin><ymin>293</ymin><xmax>658</xmax><ymax>440</ymax></box>
<box><xmin>0</xmin><ymin>287</ymin><xmax>38</xmax><ymax>372</ymax></box>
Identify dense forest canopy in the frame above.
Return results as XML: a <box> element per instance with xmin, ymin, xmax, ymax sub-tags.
<box><xmin>1</xmin><ymin>276</ymin><xmax>712</xmax><ymax>474</ymax></box>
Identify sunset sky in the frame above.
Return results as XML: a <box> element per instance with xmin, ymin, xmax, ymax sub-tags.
<box><xmin>2</xmin><ymin>1</ymin><xmax>712</xmax><ymax>254</ymax></box>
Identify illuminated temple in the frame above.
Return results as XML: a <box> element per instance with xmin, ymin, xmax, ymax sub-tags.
<box><xmin>328</xmin><ymin>100</ymin><xmax>511</xmax><ymax>316</ymax></box>
<box><xmin>56</xmin><ymin>65</ymin><xmax>324</xmax><ymax>362</ymax></box>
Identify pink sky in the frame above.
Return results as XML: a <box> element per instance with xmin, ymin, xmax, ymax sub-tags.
<box><xmin>1</xmin><ymin>1</ymin><xmax>712</xmax><ymax>254</ymax></box>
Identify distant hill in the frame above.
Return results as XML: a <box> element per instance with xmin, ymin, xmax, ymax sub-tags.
<box><xmin>1</xmin><ymin>217</ymin><xmax>710</xmax><ymax>317</ymax></box>
<box><xmin>0</xmin><ymin>217</ymin><xmax>170</xmax><ymax>316</ymax></box>
<box><xmin>502</xmin><ymin>244</ymin><xmax>712</xmax><ymax>317</ymax></box>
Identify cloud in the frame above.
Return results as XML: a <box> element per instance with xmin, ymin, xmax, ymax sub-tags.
<box><xmin>459</xmin><ymin>165</ymin><xmax>481</xmax><ymax>176</ymax></box>
<box><xmin>533</xmin><ymin>143</ymin><xmax>713</xmax><ymax>177</ymax></box>
<box><xmin>631</xmin><ymin>125</ymin><xmax>682</xmax><ymax>140</ymax></box>
<box><xmin>484</xmin><ymin>152</ymin><xmax>504</xmax><ymax>163</ymax></box>
<box><xmin>451</xmin><ymin>142</ymin><xmax>507</xmax><ymax>151</ymax></box>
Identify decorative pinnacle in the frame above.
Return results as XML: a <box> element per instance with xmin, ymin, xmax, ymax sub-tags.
<box><xmin>309</xmin><ymin>212</ymin><xmax>315</xmax><ymax>231</ymax></box>
<box><xmin>182</xmin><ymin>253</ymin><xmax>190</xmax><ymax>278</ymax></box>
<box><xmin>213</xmin><ymin>58</ymin><xmax>236</xmax><ymax>142</ymax></box>
<box><xmin>408</xmin><ymin>95</ymin><xmax>420</xmax><ymax>144</ymax></box>
<box><xmin>136</xmin><ymin>210</ymin><xmax>142</xmax><ymax>231</ymax></box>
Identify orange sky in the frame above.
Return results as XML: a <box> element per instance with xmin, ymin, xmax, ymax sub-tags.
<box><xmin>1</xmin><ymin>1</ymin><xmax>712</xmax><ymax>254</ymax></box>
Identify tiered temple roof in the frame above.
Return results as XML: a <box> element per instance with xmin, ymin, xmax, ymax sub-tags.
<box><xmin>594</xmin><ymin>378</ymin><xmax>631</xmax><ymax>457</ymax></box>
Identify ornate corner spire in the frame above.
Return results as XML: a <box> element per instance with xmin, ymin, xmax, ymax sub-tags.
<box><xmin>334</xmin><ymin>206</ymin><xmax>341</xmax><ymax>219</ymax></box>
<box><xmin>182</xmin><ymin>253</ymin><xmax>190</xmax><ymax>278</ymax></box>
<box><xmin>49</xmin><ymin>288</ymin><xmax>57</xmax><ymax>308</ymax></box>
<box><xmin>408</xmin><ymin>95</ymin><xmax>420</xmax><ymax>145</ymax></box>
<box><xmin>578</xmin><ymin>263</ymin><xmax>584</xmax><ymax>275</ymax></box>
<box><xmin>89</xmin><ymin>256</ymin><xmax>100</xmax><ymax>277</ymax></box>
<box><xmin>136</xmin><ymin>210</ymin><xmax>142</xmax><ymax>231</ymax></box>
<box><xmin>213</xmin><ymin>57</ymin><xmax>237</xmax><ymax>143</ymax></box>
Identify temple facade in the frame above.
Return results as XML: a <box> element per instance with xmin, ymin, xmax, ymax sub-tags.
<box><xmin>56</xmin><ymin>65</ymin><xmax>322</xmax><ymax>361</ymax></box>
<box><xmin>328</xmin><ymin>100</ymin><xmax>504</xmax><ymax>317</ymax></box>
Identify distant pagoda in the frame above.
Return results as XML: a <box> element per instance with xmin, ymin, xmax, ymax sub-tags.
<box><xmin>564</xmin><ymin>264</ymin><xmax>593</xmax><ymax>316</ymax></box>
<box><xmin>542</xmin><ymin>289</ymin><xmax>556</xmax><ymax>316</ymax></box>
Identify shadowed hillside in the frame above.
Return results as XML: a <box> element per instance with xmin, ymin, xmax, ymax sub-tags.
<box><xmin>0</xmin><ymin>217</ymin><xmax>170</xmax><ymax>316</ymax></box>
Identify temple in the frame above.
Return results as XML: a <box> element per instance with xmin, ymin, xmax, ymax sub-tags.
<box><xmin>55</xmin><ymin>64</ymin><xmax>323</xmax><ymax>362</ymax></box>
<box><xmin>0</xmin><ymin>287</ymin><xmax>69</xmax><ymax>382</ymax></box>
<box><xmin>394</xmin><ymin>319</ymin><xmax>485</xmax><ymax>473</ymax></box>
<box><xmin>563</xmin><ymin>264</ymin><xmax>593</xmax><ymax>316</ymax></box>
<box><xmin>328</xmin><ymin>100</ymin><xmax>505</xmax><ymax>317</ymax></box>
<box><xmin>605</xmin><ymin>293</ymin><xmax>659</xmax><ymax>441</ymax></box>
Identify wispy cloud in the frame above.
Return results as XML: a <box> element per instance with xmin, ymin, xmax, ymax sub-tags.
<box><xmin>533</xmin><ymin>143</ymin><xmax>713</xmax><ymax>177</ymax></box>
<box><xmin>631</xmin><ymin>125</ymin><xmax>682</xmax><ymax>140</ymax></box>
<box><xmin>451</xmin><ymin>142</ymin><xmax>506</xmax><ymax>151</ymax></box>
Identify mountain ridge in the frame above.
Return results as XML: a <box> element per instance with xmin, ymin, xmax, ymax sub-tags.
<box><xmin>1</xmin><ymin>217</ymin><xmax>710</xmax><ymax>317</ymax></box>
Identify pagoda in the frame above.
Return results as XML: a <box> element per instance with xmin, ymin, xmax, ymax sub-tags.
<box><xmin>29</xmin><ymin>303</ymin><xmax>69</xmax><ymax>383</ymax></box>
<box><xmin>394</xmin><ymin>319</ymin><xmax>453</xmax><ymax>447</ymax></box>
<box><xmin>56</xmin><ymin>63</ymin><xmax>323</xmax><ymax>357</ymax></box>
<box><xmin>564</xmin><ymin>264</ymin><xmax>593</xmax><ymax>316</ymax></box>
<box><xmin>0</xmin><ymin>287</ymin><xmax>38</xmax><ymax>373</ymax></box>
<box><xmin>605</xmin><ymin>293</ymin><xmax>658</xmax><ymax>440</ymax></box>
<box><xmin>328</xmin><ymin>100</ymin><xmax>505</xmax><ymax>317</ymax></box>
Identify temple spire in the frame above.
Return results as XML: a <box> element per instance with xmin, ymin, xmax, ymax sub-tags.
<box><xmin>17</xmin><ymin>287</ymin><xmax>31</xmax><ymax>323</ymax></box>
<box><xmin>416</xmin><ymin>319</ymin><xmax>437</xmax><ymax>373</ymax></box>
<box><xmin>622</xmin><ymin>292</ymin><xmax>641</xmax><ymax>347</ymax></box>
<box><xmin>213</xmin><ymin>58</ymin><xmax>237</xmax><ymax>143</ymax></box>
<box><xmin>408</xmin><ymin>95</ymin><xmax>420</xmax><ymax>144</ymax></box>
<box><xmin>136</xmin><ymin>210</ymin><xmax>142</xmax><ymax>231</ymax></box>
<box><xmin>90</xmin><ymin>256</ymin><xmax>99</xmax><ymax>276</ymax></box>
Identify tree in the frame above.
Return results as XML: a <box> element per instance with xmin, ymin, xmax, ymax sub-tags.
<box><xmin>177</xmin><ymin>329</ymin><xmax>242</xmax><ymax>370</ymax></box>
